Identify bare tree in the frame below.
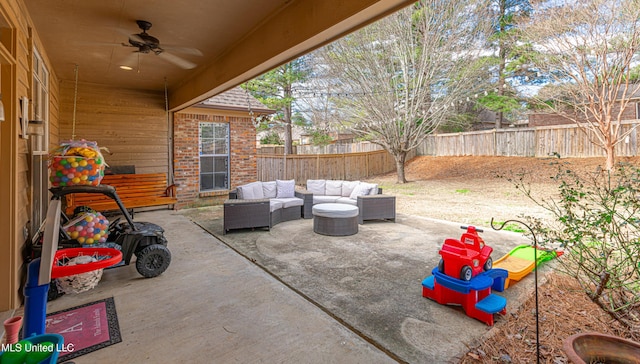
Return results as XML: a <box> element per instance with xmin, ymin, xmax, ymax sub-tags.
<box><xmin>294</xmin><ymin>63</ymin><xmax>343</xmax><ymax>136</ymax></box>
<box><xmin>523</xmin><ymin>0</ymin><xmax>640</xmax><ymax>170</ymax></box>
<box><xmin>321</xmin><ymin>0</ymin><xmax>492</xmax><ymax>183</ymax></box>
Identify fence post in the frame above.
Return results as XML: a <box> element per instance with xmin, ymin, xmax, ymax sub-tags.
<box><xmin>342</xmin><ymin>153</ymin><xmax>346</xmax><ymax>180</ymax></box>
<box><xmin>365</xmin><ymin>153</ymin><xmax>369</xmax><ymax>178</ymax></box>
<box><xmin>283</xmin><ymin>152</ymin><xmax>287</xmax><ymax>179</ymax></box>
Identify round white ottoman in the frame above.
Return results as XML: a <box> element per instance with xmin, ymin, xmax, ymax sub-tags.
<box><xmin>312</xmin><ymin>203</ymin><xmax>359</xmax><ymax>236</ymax></box>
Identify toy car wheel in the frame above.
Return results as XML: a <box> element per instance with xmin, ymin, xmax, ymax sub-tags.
<box><xmin>438</xmin><ymin>259</ymin><xmax>445</xmax><ymax>273</ymax></box>
<box><xmin>460</xmin><ymin>266</ymin><xmax>473</xmax><ymax>281</ymax></box>
<box><xmin>483</xmin><ymin>257</ymin><xmax>493</xmax><ymax>271</ymax></box>
<box><xmin>135</xmin><ymin>244</ymin><xmax>171</xmax><ymax>278</ymax></box>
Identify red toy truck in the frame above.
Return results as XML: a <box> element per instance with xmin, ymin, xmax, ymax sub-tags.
<box><xmin>438</xmin><ymin>226</ymin><xmax>493</xmax><ymax>281</ymax></box>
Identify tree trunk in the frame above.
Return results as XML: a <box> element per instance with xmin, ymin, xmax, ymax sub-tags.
<box><xmin>495</xmin><ymin>0</ymin><xmax>506</xmax><ymax>130</ymax></box>
<box><xmin>283</xmin><ymin>78</ymin><xmax>294</xmax><ymax>155</ymax></box>
<box><xmin>395</xmin><ymin>151</ymin><xmax>407</xmax><ymax>184</ymax></box>
<box><xmin>283</xmin><ymin>106</ymin><xmax>293</xmax><ymax>155</ymax></box>
<box><xmin>604</xmin><ymin>142</ymin><xmax>615</xmax><ymax>171</ymax></box>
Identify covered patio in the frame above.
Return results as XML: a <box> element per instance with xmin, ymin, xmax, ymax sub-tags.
<box><xmin>0</xmin><ymin>0</ymin><xmax>415</xmax><ymax>311</ymax></box>
<box><xmin>21</xmin><ymin>208</ymin><xmax>536</xmax><ymax>363</ymax></box>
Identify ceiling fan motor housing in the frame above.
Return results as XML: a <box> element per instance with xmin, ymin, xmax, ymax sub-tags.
<box><xmin>120</xmin><ymin>19</ymin><xmax>198</xmax><ymax>68</ymax></box>
<box><xmin>129</xmin><ymin>20</ymin><xmax>162</xmax><ymax>53</ymax></box>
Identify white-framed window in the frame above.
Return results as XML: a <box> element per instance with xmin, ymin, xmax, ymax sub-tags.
<box><xmin>199</xmin><ymin>122</ymin><xmax>229</xmax><ymax>191</ymax></box>
<box><xmin>32</xmin><ymin>48</ymin><xmax>49</xmax><ymax>151</ymax></box>
<box><xmin>31</xmin><ymin>48</ymin><xmax>50</xmax><ymax>237</ymax></box>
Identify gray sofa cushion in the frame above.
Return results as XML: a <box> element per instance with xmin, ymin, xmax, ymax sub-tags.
<box><xmin>314</xmin><ymin>195</ymin><xmax>340</xmax><ymax>204</ymax></box>
<box><xmin>336</xmin><ymin>197</ymin><xmax>357</xmax><ymax>206</ymax></box>
<box><xmin>365</xmin><ymin>183</ymin><xmax>379</xmax><ymax>195</ymax></box>
<box><xmin>262</xmin><ymin>181</ymin><xmax>277</xmax><ymax>198</ymax></box>
<box><xmin>349</xmin><ymin>183</ymin><xmax>372</xmax><ymax>199</ymax></box>
<box><xmin>271</xmin><ymin>197</ymin><xmax>304</xmax><ymax>208</ymax></box>
<box><xmin>269</xmin><ymin>199</ymin><xmax>284</xmax><ymax>212</ymax></box>
<box><xmin>238</xmin><ymin>181</ymin><xmax>264</xmax><ymax>199</ymax></box>
<box><xmin>306</xmin><ymin>179</ymin><xmax>326</xmax><ymax>195</ymax></box>
<box><xmin>341</xmin><ymin>180</ymin><xmax>359</xmax><ymax>197</ymax></box>
<box><xmin>325</xmin><ymin>180</ymin><xmax>343</xmax><ymax>196</ymax></box>
<box><xmin>312</xmin><ymin>203</ymin><xmax>359</xmax><ymax>218</ymax></box>
<box><xmin>276</xmin><ymin>179</ymin><xmax>296</xmax><ymax>198</ymax></box>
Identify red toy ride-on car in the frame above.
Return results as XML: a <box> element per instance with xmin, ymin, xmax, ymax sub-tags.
<box><xmin>438</xmin><ymin>226</ymin><xmax>493</xmax><ymax>281</ymax></box>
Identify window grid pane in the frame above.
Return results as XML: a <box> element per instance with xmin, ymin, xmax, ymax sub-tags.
<box><xmin>199</xmin><ymin>122</ymin><xmax>229</xmax><ymax>191</ymax></box>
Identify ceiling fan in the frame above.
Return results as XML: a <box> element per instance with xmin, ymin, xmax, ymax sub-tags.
<box><xmin>120</xmin><ymin>20</ymin><xmax>202</xmax><ymax>70</ymax></box>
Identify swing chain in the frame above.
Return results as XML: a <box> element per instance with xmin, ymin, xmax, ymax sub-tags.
<box><xmin>245</xmin><ymin>84</ymin><xmax>259</xmax><ymax>128</ymax></box>
<box><xmin>71</xmin><ymin>64</ymin><xmax>79</xmax><ymax>140</ymax></box>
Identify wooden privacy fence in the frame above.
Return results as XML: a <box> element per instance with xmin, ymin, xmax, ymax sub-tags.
<box><xmin>257</xmin><ymin>150</ymin><xmax>397</xmax><ymax>185</ymax></box>
<box><xmin>258</xmin><ymin>141</ymin><xmax>383</xmax><ymax>155</ymax></box>
<box><xmin>418</xmin><ymin>121</ymin><xmax>640</xmax><ymax>157</ymax></box>
<box><xmin>295</xmin><ymin>142</ymin><xmax>383</xmax><ymax>154</ymax></box>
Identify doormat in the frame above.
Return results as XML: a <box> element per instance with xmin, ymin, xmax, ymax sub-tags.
<box><xmin>45</xmin><ymin>297</ymin><xmax>121</xmax><ymax>362</ymax></box>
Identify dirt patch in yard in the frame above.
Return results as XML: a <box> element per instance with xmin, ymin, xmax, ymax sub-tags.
<box><xmin>372</xmin><ymin>155</ymin><xmax>630</xmax><ymax>227</ymax></box>
<box><xmin>365</xmin><ymin>156</ymin><xmax>640</xmax><ymax>363</ymax></box>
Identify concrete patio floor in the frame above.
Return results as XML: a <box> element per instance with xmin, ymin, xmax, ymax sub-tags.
<box><xmin>1</xmin><ymin>208</ymin><xmax>545</xmax><ymax>363</ymax></box>
<box><xmin>183</xmin><ymin>207</ymin><xmax>542</xmax><ymax>363</ymax></box>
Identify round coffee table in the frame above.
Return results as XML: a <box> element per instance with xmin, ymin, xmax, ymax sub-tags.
<box><xmin>312</xmin><ymin>203</ymin><xmax>359</xmax><ymax>236</ymax></box>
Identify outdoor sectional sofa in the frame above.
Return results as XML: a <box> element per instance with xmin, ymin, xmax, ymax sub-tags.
<box><xmin>223</xmin><ymin>179</ymin><xmax>395</xmax><ymax>234</ymax></box>
<box><xmin>302</xmin><ymin>179</ymin><xmax>396</xmax><ymax>224</ymax></box>
<box><xmin>223</xmin><ymin>179</ymin><xmax>304</xmax><ymax>234</ymax></box>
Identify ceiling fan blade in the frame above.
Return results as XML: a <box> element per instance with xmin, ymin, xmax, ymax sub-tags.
<box><xmin>128</xmin><ymin>33</ymin><xmax>146</xmax><ymax>45</ymax></box>
<box><xmin>76</xmin><ymin>40</ymin><xmax>124</xmax><ymax>47</ymax></box>
<box><xmin>114</xmin><ymin>27</ymin><xmax>135</xmax><ymax>38</ymax></box>
<box><xmin>113</xmin><ymin>27</ymin><xmax>144</xmax><ymax>44</ymax></box>
<box><xmin>161</xmin><ymin>45</ymin><xmax>203</xmax><ymax>56</ymax></box>
<box><xmin>157</xmin><ymin>52</ymin><xmax>197</xmax><ymax>69</ymax></box>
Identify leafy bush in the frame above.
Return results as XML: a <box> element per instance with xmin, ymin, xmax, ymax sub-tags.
<box><xmin>510</xmin><ymin>161</ymin><xmax>640</xmax><ymax>328</ymax></box>
<box><xmin>260</xmin><ymin>132</ymin><xmax>283</xmax><ymax>145</ymax></box>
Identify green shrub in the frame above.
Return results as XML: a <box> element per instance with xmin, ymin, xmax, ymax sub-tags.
<box><xmin>310</xmin><ymin>130</ymin><xmax>333</xmax><ymax>146</ymax></box>
<box><xmin>260</xmin><ymin>132</ymin><xmax>283</xmax><ymax>145</ymax></box>
<box><xmin>509</xmin><ymin>162</ymin><xmax>640</xmax><ymax>328</ymax></box>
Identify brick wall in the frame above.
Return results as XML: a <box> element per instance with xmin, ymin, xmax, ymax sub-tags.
<box><xmin>173</xmin><ymin>111</ymin><xmax>257</xmax><ymax>209</ymax></box>
<box><xmin>528</xmin><ymin>112</ymin><xmax>575</xmax><ymax>127</ymax></box>
<box><xmin>529</xmin><ymin>102</ymin><xmax>638</xmax><ymax>127</ymax></box>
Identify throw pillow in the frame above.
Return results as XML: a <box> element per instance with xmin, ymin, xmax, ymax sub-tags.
<box><xmin>236</xmin><ymin>185</ymin><xmax>245</xmax><ymax>199</ymax></box>
<box><xmin>349</xmin><ymin>183</ymin><xmax>372</xmax><ymax>199</ymax></box>
<box><xmin>262</xmin><ymin>181</ymin><xmax>277</xmax><ymax>198</ymax></box>
<box><xmin>306</xmin><ymin>179</ymin><xmax>326</xmax><ymax>195</ymax></box>
<box><xmin>341</xmin><ymin>181</ymin><xmax>360</xmax><ymax>197</ymax></box>
<box><xmin>276</xmin><ymin>179</ymin><xmax>295</xmax><ymax>198</ymax></box>
<box><xmin>366</xmin><ymin>183</ymin><xmax>379</xmax><ymax>195</ymax></box>
<box><xmin>325</xmin><ymin>180</ymin><xmax>343</xmax><ymax>196</ymax></box>
<box><xmin>238</xmin><ymin>181</ymin><xmax>264</xmax><ymax>200</ymax></box>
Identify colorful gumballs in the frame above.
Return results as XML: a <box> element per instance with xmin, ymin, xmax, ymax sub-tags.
<box><xmin>62</xmin><ymin>210</ymin><xmax>110</xmax><ymax>245</ymax></box>
<box><xmin>49</xmin><ymin>141</ymin><xmax>106</xmax><ymax>187</ymax></box>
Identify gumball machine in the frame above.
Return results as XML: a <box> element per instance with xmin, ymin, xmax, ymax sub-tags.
<box><xmin>49</xmin><ymin>140</ymin><xmax>106</xmax><ymax>187</ymax></box>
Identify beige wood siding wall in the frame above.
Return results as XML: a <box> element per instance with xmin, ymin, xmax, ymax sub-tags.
<box><xmin>0</xmin><ymin>0</ymin><xmax>60</xmax><ymax>310</ymax></box>
<box><xmin>58</xmin><ymin>81</ymin><xmax>168</xmax><ymax>174</ymax></box>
